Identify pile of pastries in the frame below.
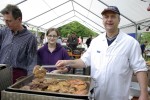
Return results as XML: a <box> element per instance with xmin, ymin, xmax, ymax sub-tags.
<box><xmin>21</xmin><ymin>66</ymin><xmax>89</xmax><ymax>95</ymax></box>
<box><xmin>20</xmin><ymin>78</ymin><xmax>88</xmax><ymax>95</ymax></box>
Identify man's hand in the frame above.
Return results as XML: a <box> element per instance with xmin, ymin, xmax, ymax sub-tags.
<box><xmin>50</xmin><ymin>70</ymin><xmax>62</xmax><ymax>74</ymax></box>
<box><xmin>138</xmin><ymin>93</ymin><xmax>149</xmax><ymax>100</ymax></box>
<box><xmin>139</xmin><ymin>91</ymin><xmax>150</xmax><ymax>100</ymax></box>
<box><xmin>55</xmin><ymin>60</ymin><xmax>67</xmax><ymax>70</ymax></box>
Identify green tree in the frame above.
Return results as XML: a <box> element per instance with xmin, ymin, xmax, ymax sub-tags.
<box><xmin>141</xmin><ymin>32</ymin><xmax>150</xmax><ymax>43</ymax></box>
<box><xmin>140</xmin><ymin>32</ymin><xmax>150</xmax><ymax>48</ymax></box>
<box><xmin>58</xmin><ymin>21</ymin><xmax>98</xmax><ymax>37</ymax></box>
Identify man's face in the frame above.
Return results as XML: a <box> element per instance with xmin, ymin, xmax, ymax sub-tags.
<box><xmin>3</xmin><ymin>13</ymin><xmax>21</xmax><ymax>31</ymax></box>
<box><xmin>102</xmin><ymin>11</ymin><xmax>120</xmax><ymax>31</ymax></box>
<box><xmin>72</xmin><ymin>34</ymin><xmax>76</xmax><ymax>38</ymax></box>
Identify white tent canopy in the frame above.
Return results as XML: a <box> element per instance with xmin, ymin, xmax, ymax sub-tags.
<box><xmin>0</xmin><ymin>0</ymin><xmax>150</xmax><ymax>34</ymax></box>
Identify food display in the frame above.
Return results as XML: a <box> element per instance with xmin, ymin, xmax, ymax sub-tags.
<box><xmin>28</xmin><ymin>66</ymin><xmax>88</xmax><ymax>95</ymax></box>
<box><xmin>5</xmin><ymin>66</ymin><xmax>93</xmax><ymax>99</ymax></box>
<box><xmin>20</xmin><ymin>78</ymin><xmax>88</xmax><ymax>95</ymax></box>
<box><xmin>4</xmin><ymin>73</ymin><xmax>94</xmax><ymax>100</ymax></box>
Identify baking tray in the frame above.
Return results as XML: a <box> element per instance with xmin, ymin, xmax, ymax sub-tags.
<box><xmin>1</xmin><ymin>90</ymin><xmax>86</xmax><ymax>100</ymax></box>
<box><xmin>5</xmin><ymin>73</ymin><xmax>96</xmax><ymax>99</ymax></box>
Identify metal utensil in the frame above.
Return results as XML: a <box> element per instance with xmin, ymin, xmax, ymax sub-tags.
<box><xmin>41</xmin><ymin>65</ymin><xmax>56</xmax><ymax>68</ymax></box>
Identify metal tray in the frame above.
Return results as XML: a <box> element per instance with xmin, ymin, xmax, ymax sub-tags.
<box><xmin>6</xmin><ymin>74</ymin><xmax>96</xmax><ymax>99</ymax></box>
<box><xmin>1</xmin><ymin>90</ymin><xmax>86</xmax><ymax>100</ymax></box>
<box><xmin>0</xmin><ymin>64</ymin><xmax>12</xmax><ymax>91</ymax></box>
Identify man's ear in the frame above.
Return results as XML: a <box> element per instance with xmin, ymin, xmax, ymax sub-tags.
<box><xmin>119</xmin><ymin>16</ymin><xmax>121</xmax><ymax>22</ymax></box>
<box><xmin>18</xmin><ymin>17</ymin><xmax>22</xmax><ymax>22</ymax></box>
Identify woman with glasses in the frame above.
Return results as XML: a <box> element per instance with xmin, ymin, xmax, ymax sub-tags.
<box><xmin>34</xmin><ymin>28</ymin><xmax>70</xmax><ymax>74</ymax></box>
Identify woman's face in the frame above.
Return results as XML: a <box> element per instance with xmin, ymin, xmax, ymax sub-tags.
<box><xmin>47</xmin><ymin>31</ymin><xmax>58</xmax><ymax>44</ymax></box>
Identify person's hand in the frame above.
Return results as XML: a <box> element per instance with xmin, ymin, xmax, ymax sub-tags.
<box><xmin>50</xmin><ymin>70</ymin><xmax>62</xmax><ymax>74</ymax></box>
<box><xmin>138</xmin><ymin>93</ymin><xmax>149</xmax><ymax>100</ymax></box>
<box><xmin>55</xmin><ymin>60</ymin><xmax>67</xmax><ymax>70</ymax></box>
<box><xmin>33</xmin><ymin>65</ymin><xmax>41</xmax><ymax>74</ymax></box>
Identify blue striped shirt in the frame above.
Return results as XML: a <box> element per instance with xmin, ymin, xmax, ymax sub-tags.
<box><xmin>0</xmin><ymin>26</ymin><xmax>37</xmax><ymax>74</ymax></box>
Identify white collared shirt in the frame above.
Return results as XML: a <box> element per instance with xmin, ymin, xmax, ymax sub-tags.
<box><xmin>81</xmin><ymin>31</ymin><xmax>147</xmax><ymax>100</ymax></box>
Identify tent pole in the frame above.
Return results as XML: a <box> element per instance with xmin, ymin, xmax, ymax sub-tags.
<box><xmin>16</xmin><ymin>0</ymin><xmax>27</xmax><ymax>5</ymax></box>
<box><xmin>97</xmin><ymin>0</ymin><xmax>136</xmax><ymax>25</ymax></box>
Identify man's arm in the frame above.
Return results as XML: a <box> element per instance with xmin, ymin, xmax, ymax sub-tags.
<box><xmin>27</xmin><ymin>36</ymin><xmax>38</xmax><ymax>75</ymax></box>
<box><xmin>0</xmin><ymin>27</ymin><xmax>6</xmax><ymax>50</ymax></box>
<box><xmin>56</xmin><ymin>59</ymin><xmax>86</xmax><ymax>70</ymax></box>
<box><xmin>136</xmin><ymin>71</ymin><xmax>149</xmax><ymax>100</ymax></box>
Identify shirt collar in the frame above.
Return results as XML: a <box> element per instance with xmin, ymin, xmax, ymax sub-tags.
<box><xmin>11</xmin><ymin>25</ymin><xmax>27</xmax><ymax>36</ymax></box>
<box><xmin>103</xmin><ymin>30</ymin><xmax>123</xmax><ymax>42</ymax></box>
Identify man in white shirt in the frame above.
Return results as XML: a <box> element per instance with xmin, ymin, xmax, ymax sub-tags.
<box><xmin>56</xmin><ymin>6</ymin><xmax>149</xmax><ymax>100</ymax></box>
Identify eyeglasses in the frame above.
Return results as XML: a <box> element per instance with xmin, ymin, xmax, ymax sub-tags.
<box><xmin>47</xmin><ymin>35</ymin><xmax>58</xmax><ymax>38</ymax></box>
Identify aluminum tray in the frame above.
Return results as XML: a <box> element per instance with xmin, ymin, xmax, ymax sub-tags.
<box><xmin>1</xmin><ymin>90</ymin><xmax>86</xmax><ymax>100</ymax></box>
<box><xmin>5</xmin><ymin>73</ymin><xmax>96</xmax><ymax>100</ymax></box>
<box><xmin>0</xmin><ymin>64</ymin><xmax>12</xmax><ymax>91</ymax></box>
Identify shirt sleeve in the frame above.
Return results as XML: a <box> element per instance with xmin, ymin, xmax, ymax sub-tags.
<box><xmin>27</xmin><ymin>36</ymin><xmax>37</xmax><ymax>75</ymax></box>
<box><xmin>0</xmin><ymin>27</ymin><xmax>6</xmax><ymax>50</ymax></box>
<box><xmin>0</xmin><ymin>29</ymin><xmax>2</xmax><ymax>49</ymax></box>
<box><xmin>129</xmin><ymin>40</ymin><xmax>148</xmax><ymax>73</ymax></box>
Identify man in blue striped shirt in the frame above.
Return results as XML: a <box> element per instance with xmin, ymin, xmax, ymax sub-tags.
<box><xmin>0</xmin><ymin>4</ymin><xmax>37</xmax><ymax>83</ymax></box>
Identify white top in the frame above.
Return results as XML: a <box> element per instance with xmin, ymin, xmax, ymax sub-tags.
<box><xmin>81</xmin><ymin>31</ymin><xmax>147</xmax><ymax>100</ymax></box>
<box><xmin>57</xmin><ymin>38</ymin><xmax>62</xmax><ymax>45</ymax></box>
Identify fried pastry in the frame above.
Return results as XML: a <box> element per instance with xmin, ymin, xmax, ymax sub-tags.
<box><xmin>73</xmin><ymin>89</ymin><xmax>88</xmax><ymax>95</ymax></box>
<box><xmin>33</xmin><ymin>66</ymin><xmax>46</xmax><ymax>78</ymax></box>
<box><xmin>20</xmin><ymin>85</ymin><xmax>30</xmax><ymax>90</ymax></box>
<box><xmin>72</xmin><ymin>83</ymin><xmax>87</xmax><ymax>91</ymax></box>
<box><xmin>47</xmin><ymin>85</ymin><xmax>60</xmax><ymax>92</ymax></box>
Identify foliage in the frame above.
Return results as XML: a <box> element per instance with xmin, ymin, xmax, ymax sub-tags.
<box><xmin>57</xmin><ymin>21</ymin><xmax>98</xmax><ymax>37</ymax></box>
<box><xmin>140</xmin><ymin>32</ymin><xmax>150</xmax><ymax>43</ymax></box>
<box><xmin>29</xmin><ymin>30</ymin><xmax>36</xmax><ymax>34</ymax></box>
<box><xmin>29</xmin><ymin>30</ymin><xmax>45</xmax><ymax>36</ymax></box>
<box><xmin>140</xmin><ymin>32</ymin><xmax>150</xmax><ymax>47</ymax></box>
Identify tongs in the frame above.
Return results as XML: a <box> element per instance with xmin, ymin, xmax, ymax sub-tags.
<box><xmin>41</xmin><ymin>65</ymin><xmax>56</xmax><ymax>68</ymax></box>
